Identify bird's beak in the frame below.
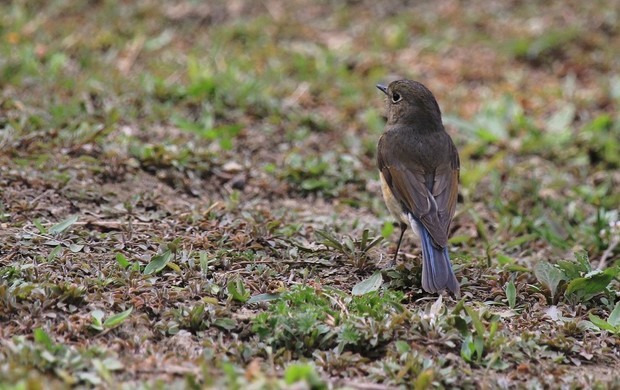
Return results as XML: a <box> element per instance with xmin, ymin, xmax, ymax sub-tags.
<box><xmin>376</xmin><ymin>84</ymin><xmax>388</xmax><ymax>95</ymax></box>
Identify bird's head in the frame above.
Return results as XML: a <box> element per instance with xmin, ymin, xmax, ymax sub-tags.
<box><xmin>377</xmin><ymin>80</ymin><xmax>443</xmax><ymax>131</ymax></box>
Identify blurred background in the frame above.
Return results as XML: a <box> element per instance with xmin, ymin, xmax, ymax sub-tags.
<box><xmin>1</xmin><ymin>0</ymin><xmax>619</xmax><ymax>387</ymax></box>
<box><xmin>3</xmin><ymin>0</ymin><xmax>618</xmax><ymax>263</ymax></box>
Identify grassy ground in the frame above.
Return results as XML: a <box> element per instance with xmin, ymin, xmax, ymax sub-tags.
<box><xmin>1</xmin><ymin>0</ymin><xmax>619</xmax><ymax>388</ymax></box>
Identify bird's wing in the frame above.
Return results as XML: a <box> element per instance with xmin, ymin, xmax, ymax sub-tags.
<box><xmin>431</xmin><ymin>141</ymin><xmax>460</xmax><ymax>231</ymax></box>
<box><xmin>378</xmin><ymin>135</ymin><xmax>459</xmax><ymax>248</ymax></box>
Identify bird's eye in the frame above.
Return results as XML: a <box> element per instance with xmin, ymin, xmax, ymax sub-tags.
<box><xmin>391</xmin><ymin>93</ymin><xmax>402</xmax><ymax>103</ymax></box>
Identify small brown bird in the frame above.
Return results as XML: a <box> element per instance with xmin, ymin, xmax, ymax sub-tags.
<box><xmin>376</xmin><ymin>80</ymin><xmax>460</xmax><ymax>295</ymax></box>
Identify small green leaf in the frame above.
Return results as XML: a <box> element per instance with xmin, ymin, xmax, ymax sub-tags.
<box><xmin>344</xmin><ymin>236</ymin><xmax>356</xmax><ymax>254</ymax></box>
<box><xmin>534</xmin><ymin>261</ymin><xmax>566</xmax><ymax>298</ymax></box>
<box><xmin>101</xmin><ymin>357</ymin><xmax>123</xmax><ymax>371</ymax></box>
<box><xmin>488</xmin><ymin>319</ymin><xmax>499</xmax><ymax>342</ymax></box>
<box><xmin>577</xmin><ymin>320</ymin><xmax>600</xmax><ymax>332</ymax></box>
<box><xmin>199</xmin><ymin>251</ymin><xmax>210</xmax><ymax>275</ymax></box>
<box><xmin>464</xmin><ymin>305</ymin><xmax>485</xmax><ymax>336</ymax></box>
<box><xmin>460</xmin><ymin>334</ymin><xmax>475</xmax><ymax>362</ymax></box>
<box><xmin>474</xmin><ymin>335</ymin><xmax>484</xmax><ymax>361</ymax></box>
<box><xmin>115</xmin><ymin>253</ymin><xmax>130</xmax><ymax>269</ymax></box>
<box><xmin>49</xmin><ymin>215</ymin><xmax>79</xmax><ymax>235</ymax></box>
<box><xmin>352</xmin><ymin>272</ymin><xmax>383</xmax><ymax>296</ymax></box>
<box><xmin>574</xmin><ymin>251</ymin><xmax>592</xmax><ymax>273</ymax></box>
<box><xmin>505</xmin><ymin>280</ymin><xmax>516</xmax><ymax>308</ymax></box>
<box><xmin>557</xmin><ymin>257</ymin><xmax>590</xmax><ymax>279</ymax></box>
<box><xmin>452</xmin><ymin>298</ymin><xmax>466</xmax><ymax>315</ymax></box>
<box><xmin>588</xmin><ymin>313</ymin><xmax>616</xmax><ymax>332</ymax></box>
<box><xmin>603</xmin><ymin>265</ymin><xmax>620</xmax><ymax>278</ymax></box>
<box><xmin>76</xmin><ymin>371</ymin><xmax>102</xmax><ymax>386</ymax></box>
<box><xmin>166</xmin><ymin>237</ymin><xmax>182</xmax><ymax>254</ymax></box>
<box><xmin>166</xmin><ymin>262</ymin><xmax>181</xmax><ymax>273</ymax></box>
<box><xmin>381</xmin><ymin>222</ymin><xmax>394</xmax><ymax>239</ymax></box>
<box><xmin>33</xmin><ymin>219</ymin><xmax>47</xmax><ymax>234</ymax></box>
<box><xmin>143</xmin><ymin>250</ymin><xmax>172</xmax><ymax>275</ymax></box>
<box><xmin>301</xmin><ymin>178</ymin><xmax>329</xmax><ymax>191</ymax></box>
<box><xmin>33</xmin><ymin>328</ymin><xmax>53</xmax><ymax>350</ymax></box>
<box><xmin>315</xmin><ymin>229</ymin><xmax>344</xmax><ymax>251</ymax></box>
<box><xmin>247</xmin><ymin>293</ymin><xmax>280</xmax><ymax>304</ymax></box>
<box><xmin>91</xmin><ymin>309</ymin><xmax>105</xmax><ymax>331</ymax></box>
<box><xmin>453</xmin><ymin>316</ymin><xmax>469</xmax><ymax>336</ymax></box>
<box><xmin>565</xmin><ymin>271</ymin><xmax>613</xmax><ymax>301</ymax></box>
<box><xmin>40</xmin><ymin>350</ymin><xmax>56</xmax><ymax>363</ymax></box>
<box><xmin>47</xmin><ymin>245</ymin><xmax>63</xmax><ymax>262</ymax></box>
<box><xmin>283</xmin><ymin>363</ymin><xmax>326</xmax><ymax>389</ymax></box>
<box><xmin>395</xmin><ymin>340</ymin><xmax>411</xmax><ymax>354</ymax></box>
<box><xmin>213</xmin><ymin>318</ymin><xmax>237</xmax><ymax>330</ymax></box>
<box><xmin>496</xmin><ymin>253</ymin><xmax>515</xmax><ymax>266</ymax></box>
<box><xmin>505</xmin><ymin>264</ymin><xmax>531</xmax><ymax>273</ymax></box>
<box><xmin>361</xmin><ymin>229</ymin><xmax>369</xmax><ymax>249</ymax></box>
<box><xmin>362</xmin><ymin>235</ymin><xmax>384</xmax><ymax>253</ymax></box>
<box><xmin>608</xmin><ymin>302</ymin><xmax>620</xmax><ymax>328</ymax></box>
<box><xmin>103</xmin><ymin>307</ymin><xmax>133</xmax><ymax>328</ymax></box>
<box><xmin>227</xmin><ymin>279</ymin><xmax>250</xmax><ymax>303</ymax></box>
<box><xmin>130</xmin><ymin>262</ymin><xmax>141</xmax><ymax>272</ymax></box>
<box><xmin>68</xmin><ymin>244</ymin><xmax>84</xmax><ymax>253</ymax></box>
<box><xmin>414</xmin><ymin>369</ymin><xmax>434</xmax><ymax>390</ymax></box>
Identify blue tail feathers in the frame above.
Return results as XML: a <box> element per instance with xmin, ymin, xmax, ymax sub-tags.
<box><xmin>410</xmin><ymin>216</ymin><xmax>460</xmax><ymax>295</ymax></box>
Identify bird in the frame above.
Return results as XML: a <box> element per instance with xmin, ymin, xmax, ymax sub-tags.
<box><xmin>376</xmin><ymin>79</ymin><xmax>460</xmax><ymax>295</ymax></box>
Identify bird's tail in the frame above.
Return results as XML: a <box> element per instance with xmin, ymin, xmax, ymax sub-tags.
<box><xmin>410</xmin><ymin>216</ymin><xmax>460</xmax><ymax>295</ymax></box>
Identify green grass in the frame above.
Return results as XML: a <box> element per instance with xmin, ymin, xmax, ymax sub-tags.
<box><xmin>1</xmin><ymin>0</ymin><xmax>619</xmax><ymax>388</ymax></box>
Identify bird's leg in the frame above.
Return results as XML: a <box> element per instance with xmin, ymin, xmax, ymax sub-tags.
<box><xmin>388</xmin><ymin>222</ymin><xmax>407</xmax><ymax>267</ymax></box>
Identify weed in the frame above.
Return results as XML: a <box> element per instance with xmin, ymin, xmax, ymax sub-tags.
<box><xmin>453</xmin><ymin>304</ymin><xmax>508</xmax><ymax>369</ymax></box>
<box><xmin>582</xmin><ymin>302</ymin><xmax>620</xmax><ymax>334</ymax></box>
<box><xmin>315</xmin><ymin>228</ymin><xmax>383</xmax><ymax>269</ymax></box>
<box><xmin>534</xmin><ymin>252</ymin><xmax>620</xmax><ymax>304</ymax></box>
<box><xmin>276</xmin><ymin>152</ymin><xmax>364</xmax><ymax>197</ymax></box>
<box><xmin>2</xmin><ymin>329</ymin><xmax>121</xmax><ymax>387</ymax></box>
<box><xmin>252</xmin><ymin>285</ymin><xmax>405</xmax><ymax>356</ymax></box>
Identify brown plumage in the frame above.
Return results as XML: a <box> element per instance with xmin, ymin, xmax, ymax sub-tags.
<box><xmin>376</xmin><ymin>80</ymin><xmax>460</xmax><ymax>295</ymax></box>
